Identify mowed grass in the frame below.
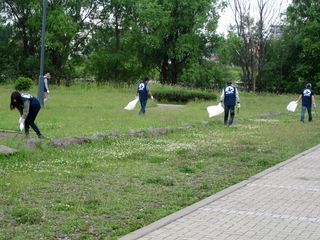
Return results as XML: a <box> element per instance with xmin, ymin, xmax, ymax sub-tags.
<box><xmin>0</xmin><ymin>84</ymin><xmax>216</xmax><ymax>138</ymax></box>
<box><xmin>1</xmin><ymin>84</ymin><xmax>320</xmax><ymax>239</ymax></box>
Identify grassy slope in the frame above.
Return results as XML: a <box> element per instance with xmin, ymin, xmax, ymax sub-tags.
<box><xmin>0</xmin><ymin>85</ymin><xmax>319</xmax><ymax>239</ymax></box>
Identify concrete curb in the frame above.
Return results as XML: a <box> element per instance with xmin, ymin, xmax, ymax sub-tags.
<box><xmin>119</xmin><ymin>144</ymin><xmax>320</xmax><ymax>240</ymax></box>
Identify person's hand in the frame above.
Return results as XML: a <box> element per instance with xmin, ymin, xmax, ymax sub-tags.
<box><xmin>151</xmin><ymin>95</ymin><xmax>154</xmax><ymax>100</ymax></box>
<box><xmin>237</xmin><ymin>103</ymin><xmax>241</xmax><ymax>108</ymax></box>
<box><xmin>47</xmin><ymin>90</ymin><xmax>50</xmax><ymax>93</ymax></box>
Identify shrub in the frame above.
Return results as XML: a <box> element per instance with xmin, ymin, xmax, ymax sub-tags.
<box><xmin>14</xmin><ymin>77</ymin><xmax>33</xmax><ymax>91</ymax></box>
<box><xmin>152</xmin><ymin>85</ymin><xmax>216</xmax><ymax>103</ymax></box>
<box><xmin>180</xmin><ymin>61</ymin><xmax>225</xmax><ymax>89</ymax></box>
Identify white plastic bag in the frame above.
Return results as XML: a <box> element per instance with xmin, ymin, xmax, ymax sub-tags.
<box><xmin>124</xmin><ymin>97</ymin><xmax>139</xmax><ymax>110</ymax></box>
<box><xmin>18</xmin><ymin>117</ymin><xmax>25</xmax><ymax>131</ymax></box>
<box><xmin>207</xmin><ymin>103</ymin><xmax>224</xmax><ymax>118</ymax></box>
<box><xmin>286</xmin><ymin>101</ymin><xmax>298</xmax><ymax>112</ymax></box>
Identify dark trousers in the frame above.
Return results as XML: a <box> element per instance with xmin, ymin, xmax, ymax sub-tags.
<box><xmin>25</xmin><ymin>104</ymin><xmax>41</xmax><ymax>136</ymax></box>
<box><xmin>224</xmin><ymin>105</ymin><xmax>235</xmax><ymax>125</ymax></box>
<box><xmin>139</xmin><ymin>99</ymin><xmax>147</xmax><ymax>114</ymax></box>
<box><xmin>300</xmin><ymin>105</ymin><xmax>312</xmax><ymax>122</ymax></box>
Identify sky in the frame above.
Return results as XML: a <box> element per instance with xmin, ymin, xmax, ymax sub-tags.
<box><xmin>216</xmin><ymin>0</ymin><xmax>292</xmax><ymax>36</ymax></box>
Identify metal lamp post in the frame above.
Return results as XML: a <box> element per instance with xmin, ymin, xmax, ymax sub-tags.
<box><xmin>37</xmin><ymin>0</ymin><xmax>48</xmax><ymax>106</ymax></box>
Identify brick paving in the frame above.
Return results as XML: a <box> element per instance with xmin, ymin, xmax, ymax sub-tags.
<box><xmin>120</xmin><ymin>145</ymin><xmax>320</xmax><ymax>240</ymax></box>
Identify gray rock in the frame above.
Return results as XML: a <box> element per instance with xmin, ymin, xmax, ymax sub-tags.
<box><xmin>51</xmin><ymin>137</ymin><xmax>91</xmax><ymax>148</ymax></box>
<box><xmin>147</xmin><ymin>128</ymin><xmax>168</xmax><ymax>136</ymax></box>
<box><xmin>0</xmin><ymin>145</ymin><xmax>17</xmax><ymax>155</ymax></box>
<box><xmin>128</xmin><ymin>130</ymin><xmax>146</xmax><ymax>137</ymax></box>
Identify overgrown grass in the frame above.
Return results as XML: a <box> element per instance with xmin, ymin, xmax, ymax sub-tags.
<box><xmin>0</xmin><ymin>84</ymin><xmax>319</xmax><ymax>239</ymax></box>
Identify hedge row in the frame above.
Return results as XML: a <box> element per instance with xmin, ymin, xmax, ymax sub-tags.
<box><xmin>152</xmin><ymin>85</ymin><xmax>216</xmax><ymax>103</ymax></box>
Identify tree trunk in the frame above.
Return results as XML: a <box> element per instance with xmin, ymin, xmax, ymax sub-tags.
<box><xmin>160</xmin><ymin>62</ymin><xmax>169</xmax><ymax>84</ymax></box>
<box><xmin>170</xmin><ymin>59</ymin><xmax>178</xmax><ymax>85</ymax></box>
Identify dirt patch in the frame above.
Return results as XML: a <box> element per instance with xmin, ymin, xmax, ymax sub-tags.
<box><xmin>157</xmin><ymin>104</ymin><xmax>184</xmax><ymax>110</ymax></box>
<box><xmin>256</xmin><ymin>112</ymin><xmax>284</xmax><ymax>118</ymax></box>
<box><xmin>0</xmin><ymin>131</ymin><xmax>17</xmax><ymax>139</ymax></box>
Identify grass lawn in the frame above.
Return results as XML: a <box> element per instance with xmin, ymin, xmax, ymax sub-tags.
<box><xmin>0</xmin><ymin>84</ymin><xmax>319</xmax><ymax>239</ymax></box>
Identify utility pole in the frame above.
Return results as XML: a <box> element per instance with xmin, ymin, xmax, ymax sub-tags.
<box><xmin>37</xmin><ymin>0</ymin><xmax>48</xmax><ymax>106</ymax></box>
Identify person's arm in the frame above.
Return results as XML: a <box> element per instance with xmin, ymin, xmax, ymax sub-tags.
<box><xmin>236</xmin><ymin>88</ymin><xmax>240</xmax><ymax>103</ymax></box>
<box><xmin>44</xmin><ymin>77</ymin><xmax>49</xmax><ymax>92</ymax></box>
<box><xmin>147</xmin><ymin>85</ymin><xmax>154</xmax><ymax>99</ymax></box>
<box><xmin>312</xmin><ymin>95</ymin><xmax>316</xmax><ymax>107</ymax></box>
<box><xmin>236</xmin><ymin>88</ymin><xmax>240</xmax><ymax>108</ymax></box>
<box><xmin>220</xmin><ymin>89</ymin><xmax>225</xmax><ymax>102</ymax></box>
<box><xmin>297</xmin><ymin>94</ymin><xmax>302</xmax><ymax>102</ymax></box>
<box><xmin>21</xmin><ymin>100</ymin><xmax>30</xmax><ymax>119</ymax></box>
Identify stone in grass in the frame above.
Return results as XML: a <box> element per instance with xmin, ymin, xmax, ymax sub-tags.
<box><xmin>51</xmin><ymin>137</ymin><xmax>91</xmax><ymax>148</ymax></box>
<box><xmin>91</xmin><ymin>133</ymin><xmax>110</xmax><ymax>141</ymax></box>
<box><xmin>92</xmin><ymin>131</ymin><xmax>122</xmax><ymax>140</ymax></box>
<box><xmin>0</xmin><ymin>145</ymin><xmax>17</xmax><ymax>155</ymax></box>
<box><xmin>128</xmin><ymin>129</ymin><xmax>146</xmax><ymax>137</ymax></box>
<box><xmin>147</xmin><ymin>128</ymin><xmax>168</xmax><ymax>136</ymax></box>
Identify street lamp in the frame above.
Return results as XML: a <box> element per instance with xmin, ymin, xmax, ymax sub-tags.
<box><xmin>37</xmin><ymin>0</ymin><xmax>48</xmax><ymax>106</ymax></box>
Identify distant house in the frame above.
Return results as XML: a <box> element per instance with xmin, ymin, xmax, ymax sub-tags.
<box><xmin>270</xmin><ymin>25</ymin><xmax>283</xmax><ymax>39</ymax></box>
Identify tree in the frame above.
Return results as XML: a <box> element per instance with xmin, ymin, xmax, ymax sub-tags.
<box><xmin>263</xmin><ymin>0</ymin><xmax>320</xmax><ymax>93</ymax></box>
<box><xmin>87</xmin><ymin>0</ymin><xmax>222</xmax><ymax>86</ymax></box>
<box><xmin>0</xmin><ymin>18</ymin><xmax>16</xmax><ymax>81</ymax></box>
<box><xmin>285</xmin><ymin>0</ymin><xmax>320</xmax><ymax>92</ymax></box>
<box><xmin>86</xmin><ymin>0</ymin><xmax>144</xmax><ymax>83</ymax></box>
<box><xmin>1</xmin><ymin>0</ymin><xmax>98</xmax><ymax>84</ymax></box>
<box><xmin>143</xmin><ymin>0</ymin><xmax>220</xmax><ymax>85</ymax></box>
<box><xmin>229</xmin><ymin>0</ymin><xmax>285</xmax><ymax>91</ymax></box>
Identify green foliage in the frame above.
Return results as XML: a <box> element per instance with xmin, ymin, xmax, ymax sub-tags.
<box><xmin>216</xmin><ymin>33</ymin><xmax>241</xmax><ymax>66</ymax></box>
<box><xmin>1</xmin><ymin>0</ymin><xmax>224</xmax><ymax>87</ymax></box>
<box><xmin>0</xmin><ymin>19</ymin><xmax>17</xmax><ymax>82</ymax></box>
<box><xmin>264</xmin><ymin>0</ymin><xmax>320</xmax><ymax>93</ymax></box>
<box><xmin>86</xmin><ymin>0</ymin><xmax>221</xmax><ymax>85</ymax></box>
<box><xmin>14</xmin><ymin>77</ymin><xmax>33</xmax><ymax>91</ymax></box>
<box><xmin>0</xmin><ymin>0</ymin><xmax>98</xmax><ymax>84</ymax></box>
<box><xmin>180</xmin><ymin>61</ymin><xmax>226</xmax><ymax>90</ymax></box>
<box><xmin>152</xmin><ymin>85</ymin><xmax>216</xmax><ymax>103</ymax></box>
<box><xmin>87</xmin><ymin>47</ymin><xmax>143</xmax><ymax>84</ymax></box>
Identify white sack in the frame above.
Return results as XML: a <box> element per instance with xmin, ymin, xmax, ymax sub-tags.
<box><xmin>286</xmin><ymin>101</ymin><xmax>298</xmax><ymax>112</ymax></box>
<box><xmin>207</xmin><ymin>103</ymin><xmax>224</xmax><ymax>118</ymax></box>
<box><xmin>124</xmin><ymin>97</ymin><xmax>139</xmax><ymax>110</ymax></box>
<box><xmin>18</xmin><ymin>117</ymin><xmax>25</xmax><ymax>131</ymax></box>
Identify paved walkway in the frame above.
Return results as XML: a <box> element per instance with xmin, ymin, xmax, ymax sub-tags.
<box><xmin>120</xmin><ymin>144</ymin><xmax>320</xmax><ymax>240</ymax></box>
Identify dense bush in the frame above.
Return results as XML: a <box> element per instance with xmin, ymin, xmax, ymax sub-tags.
<box><xmin>152</xmin><ymin>85</ymin><xmax>216</xmax><ymax>103</ymax></box>
<box><xmin>180</xmin><ymin>61</ymin><xmax>225</xmax><ymax>90</ymax></box>
<box><xmin>14</xmin><ymin>77</ymin><xmax>33</xmax><ymax>91</ymax></box>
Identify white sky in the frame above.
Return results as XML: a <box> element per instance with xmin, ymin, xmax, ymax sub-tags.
<box><xmin>216</xmin><ymin>0</ymin><xmax>292</xmax><ymax>35</ymax></box>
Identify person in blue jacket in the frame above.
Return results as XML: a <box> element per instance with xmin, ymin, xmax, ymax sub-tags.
<box><xmin>220</xmin><ymin>81</ymin><xmax>240</xmax><ymax>126</ymax></box>
<box><xmin>10</xmin><ymin>91</ymin><xmax>44</xmax><ymax>138</ymax></box>
<box><xmin>137</xmin><ymin>77</ymin><xmax>154</xmax><ymax>115</ymax></box>
<box><xmin>296</xmin><ymin>83</ymin><xmax>316</xmax><ymax>122</ymax></box>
